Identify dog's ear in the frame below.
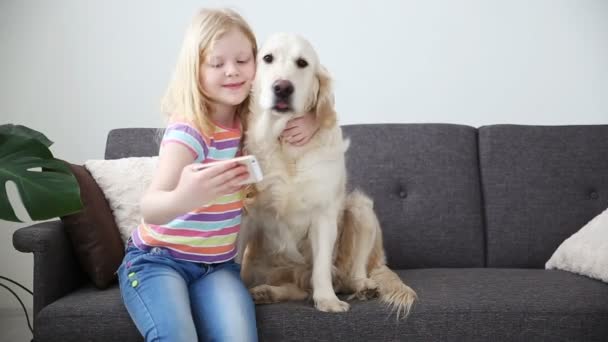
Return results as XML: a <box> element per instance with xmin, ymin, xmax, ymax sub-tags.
<box><xmin>314</xmin><ymin>65</ymin><xmax>337</xmax><ymax>128</ymax></box>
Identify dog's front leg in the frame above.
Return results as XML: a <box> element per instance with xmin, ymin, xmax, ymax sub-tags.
<box><xmin>269</xmin><ymin>221</ymin><xmax>306</xmax><ymax>264</ymax></box>
<box><xmin>236</xmin><ymin>215</ymin><xmax>256</xmax><ymax>264</ymax></box>
<box><xmin>310</xmin><ymin>211</ymin><xmax>350</xmax><ymax>312</ymax></box>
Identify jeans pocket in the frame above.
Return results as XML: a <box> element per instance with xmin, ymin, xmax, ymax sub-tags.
<box><xmin>119</xmin><ymin>246</ymin><xmax>147</xmax><ymax>275</ymax></box>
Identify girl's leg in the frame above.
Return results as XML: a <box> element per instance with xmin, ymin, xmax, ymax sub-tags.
<box><xmin>118</xmin><ymin>247</ymin><xmax>198</xmax><ymax>342</ymax></box>
<box><xmin>190</xmin><ymin>262</ymin><xmax>258</xmax><ymax>342</ymax></box>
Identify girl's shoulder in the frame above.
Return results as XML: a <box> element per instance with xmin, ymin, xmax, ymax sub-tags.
<box><xmin>162</xmin><ymin>119</ymin><xmax>209</xmax><ymax>163</ymax></box>
<box><xmin>165</xmin><ymin>118</ymin><xmax>208</xmax><ymax>140</ymax></box>
<box><xmin>167</xmin><ymin>115</ymin><xmax>194</xmax><ymax>129</ymax></box>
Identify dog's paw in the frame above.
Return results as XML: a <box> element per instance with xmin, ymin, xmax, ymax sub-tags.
<box><xmin>250</xmin><ymin>285</ymin><xmax>276</xmax><ymax>304</ymax></box>
<box><xmin>349</xmin><ymin>278</ymin><xmax>379</xmax><ymax>301</ymax></box>
<box><xmin>314</xmin><ymin>296</ymin><xmax>350</xmax><ymax>313</ymax></box>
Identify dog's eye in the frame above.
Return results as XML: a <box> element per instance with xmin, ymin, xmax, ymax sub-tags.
<box><xmin>263</xmin><ymin>54</ymin><xmax>273</xmax><ymax>64</ymax></box>
<box><xmin>296</xmin><ymin>58</ymin><xmax>308</xmax><ymax>68</ymax></box>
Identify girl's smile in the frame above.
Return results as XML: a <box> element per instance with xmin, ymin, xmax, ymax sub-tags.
<box><xmin>222</xmin><ymin>81</ymin><xmax>246</xmax><ymax>90</ymax></box>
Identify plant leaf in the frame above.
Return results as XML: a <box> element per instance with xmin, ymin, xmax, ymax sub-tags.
<box><xmin>0</xmin><ymin>124</ymin><xmax>53</xmax><ymax>148</ymax></box>
<box><xmin>0</xmin><ymin>133</ymin><xmax>82</xmax><ymax>222</ymax></box>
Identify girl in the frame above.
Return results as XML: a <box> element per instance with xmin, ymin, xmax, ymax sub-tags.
<box><xmin>117</xmin><ymin>8</ymin><xmax>319</xmax><ymax>342</ymax></box>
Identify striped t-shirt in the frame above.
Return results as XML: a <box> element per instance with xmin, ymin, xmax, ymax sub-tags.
<box><xmin>131</xmin><ymin>120</ymin><xmax>243</xmax><ymax>263</ymax></box>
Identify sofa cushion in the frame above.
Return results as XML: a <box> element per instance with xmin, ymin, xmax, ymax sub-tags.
<box><xmin>34</xmin><ymin>269</ymin><xmax>608</xmax><ymax>342</ymax></box>
<box><xmin>342</xmin><ymin>124</ymin><xmax>485</xmax><ymax>268</ymax></box>
<box><xmin>84</xmin><ymin>157</ymin><xmax>158</xmax><ymax>243</ymax></box>
<box><xmin>60</xmin><ymin>164</ymin><xmax>124</xmax><ymax>289</ymax></box>
<box><xmin>34</xmin><ymin>284</ymin><xmax>141</xmax><ymax>342</ymax></box>
<box><xmin>479</xmin><ymin>125</ymin><xmax>608</xmax><ymax>268</ymax></box>
<box><xmin>256</xmin><ymin>269</ymin><xmax>608</xmax><ymax>342</ymax></box>
<box><xmin>546</xmin><ymin>206</ymin><xmax>608</xmax><ymax>282</ymax></box>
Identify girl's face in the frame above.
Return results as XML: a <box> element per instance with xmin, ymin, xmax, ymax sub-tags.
<box><xmin>200</xmin><ymin>28</ymin><xmax>255</xmax><ymax>115</ymax></box>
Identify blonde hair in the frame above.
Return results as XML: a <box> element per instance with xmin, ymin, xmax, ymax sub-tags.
<box><xmin>161</xmin><ymin>8</ymin><xmax>257</xmax><ymax>136</ymax></box>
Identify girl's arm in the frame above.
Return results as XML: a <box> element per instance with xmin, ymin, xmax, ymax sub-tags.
<box><xmin>140</xmin><ymin>143</ymin><xmax>249</xmax><ymax>225</ymax></box>
<box><xmin>281</xmin><ymin>112</ymin><xmax>320</xmax><ymax>146</ymax></box>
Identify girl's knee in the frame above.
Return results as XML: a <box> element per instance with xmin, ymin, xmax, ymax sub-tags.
<box><xmin>203</xmin><ymin>316</ymin><xmax>258</xmax><ymax>342</ymax></box>
<box><xmin>152</xmin><ymin>318</ymin><xmax>198</xmax><ymax>342</ymax></box>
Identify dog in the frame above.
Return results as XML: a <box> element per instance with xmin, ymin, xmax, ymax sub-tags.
<box><xmin>239</xmin><ymin>33</ymin><xmax>416</xmax><ymax>316</ymax></box>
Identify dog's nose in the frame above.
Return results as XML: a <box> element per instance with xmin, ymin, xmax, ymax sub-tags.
<box><xmin>272</xmin><ymin>80</ymin><xmax>294</xmax><ymax>98</ymax></box>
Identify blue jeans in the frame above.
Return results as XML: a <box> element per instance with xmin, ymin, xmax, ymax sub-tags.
<box><xmin>117</xmin><ymin>243</ymin><xmax>258</xmax><ymax>342</ymax></box>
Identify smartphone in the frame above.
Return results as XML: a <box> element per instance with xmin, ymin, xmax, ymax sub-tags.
<box><xmin>193</xmin><ymin>155</ymin><xmax>264</xmax><ymax>185</ymax></box>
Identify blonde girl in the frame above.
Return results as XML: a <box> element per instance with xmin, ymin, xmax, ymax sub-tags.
<box><xmin>117</xmin><ymin>8</ymin><xmax>319</xmax><ymax>341</ymax></box>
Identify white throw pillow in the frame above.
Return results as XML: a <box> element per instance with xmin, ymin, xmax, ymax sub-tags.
<box><xmin>546</xmin><ymin>207</ymin><xmax>608</xmax><ymax>283</ymax></box>
<box><xmin>84</xmin><ymin>157</ymin><xmax>158</xmax><ymax>243</ymax></box>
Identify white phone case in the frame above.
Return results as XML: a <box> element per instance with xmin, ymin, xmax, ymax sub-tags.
<box><xmin>194</xmin><ymin>155</ymin><xmax>264</xmax><ymax>185</ymax></box>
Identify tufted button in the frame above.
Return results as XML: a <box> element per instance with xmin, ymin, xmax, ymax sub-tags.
<box><xmin>399</xmin><ymin>190</ymin><xmax>407</xmax><ymax>199</ymax></box>
<box><xmin>589</xmin><ymin>191</ymin><xmax>599</xmax><ymax>200</ymax></box>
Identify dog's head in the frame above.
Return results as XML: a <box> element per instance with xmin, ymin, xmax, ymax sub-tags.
<box><xmin>253</xmin><ymin>33</ymin><xmax>336</xmax><ymax>127</ymax></box>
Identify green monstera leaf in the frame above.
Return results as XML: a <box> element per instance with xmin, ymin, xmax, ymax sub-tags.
<box><xmin>0</xmin><ymin>124</ymin><xmax>82</xmax><ymax>222</ymax></box>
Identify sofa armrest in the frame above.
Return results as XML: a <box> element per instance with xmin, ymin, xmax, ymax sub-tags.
<box><xmin>13</xmin><ymin>220</ymin><xmax>85</xmax><ymax>317</ymax></box>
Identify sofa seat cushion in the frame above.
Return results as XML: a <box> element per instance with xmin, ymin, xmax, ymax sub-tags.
<box><xmin>34</xmin><ymin>284</ymin><xmax>141</xmax><ymax>342</ymax></box>
<box><xmin>35</xmin><ymin>269</ymin><xmax>608</xmax><ymax>342</ymax></box>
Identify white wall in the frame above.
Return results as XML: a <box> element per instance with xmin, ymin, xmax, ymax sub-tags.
<box><xmin>1</xmin><ymin>0</ymin><xmax>607</xmax><ymax>313</ymax></box>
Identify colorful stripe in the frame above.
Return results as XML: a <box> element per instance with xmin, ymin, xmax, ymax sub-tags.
<box><xmin>138</xmin><ymin>227</ymin><xmax>236</xmax><ymax>254</ymax></box>
<box><xmin>213</xmin><ymin>131</ymin><xmax>241</xmax><ymax>141</ymax></box>
<box><xmin>194</xmin><ymin>201</ymin><xmax>243</xmax><ymax>213</ymax></box>
<box><xmin>165</xmin><ymin>216</ymin><xmax>241</xmax><ymax>231</ymax></box>
<box><xmin>164</xmin><ymin>130</ymin><xmax>207</xmax><ymax>161</ymax></box>
<box><xmin>167</xmin><ymin>123</ymin><xmax>210</xmax><ymax>147</ymax></box>
<box><xmin>130</xmin><ymin>120</ymin><xmax>244</xmax><ymax>264</ymax></box>
<box><xmin>206</xmin><ymin>192</ymin><xmax>243</xmax><ymax>205</ymax></box>
<box><xmin>176</xmin><ymin>209</ymin><xmax>241</xmax><ymax>222</ymax></box>
<box><xmin>213</xmin><ymin>139</ymin><xmax>240</xmax><ymax>150</ymax></box>
<box><xmin>160</xmin><ymin>139</ymin><xmax>198</xmax><ymax>159</ymax></box>
<box><xmin>142</xmin><ymin>225</ymin><xmax>237</xmax><ymax>246</ymax></box>
<box><xmin>132</xmin><ymin>230</ymin><xmax>237</xmax><ymax>263</ymax></box>
<box><xmin>147</xmin><ymin>223</ymin><xmax>240</xmax><ymax>238</ymax></box>
<box><xmin>207</xmin><ymin>146</ymin><xmax>240</xmax><ymax>159</ymax></box>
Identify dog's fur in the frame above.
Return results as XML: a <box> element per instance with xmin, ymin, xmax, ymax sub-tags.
<box><xmin>239</xmin><ymin>33</ymin><xmax>416</xmax><ymax>316</ymax></box>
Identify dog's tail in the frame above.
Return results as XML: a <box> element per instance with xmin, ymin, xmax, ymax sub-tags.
<box><xmin>341</xmin><ymin>190</ymin><xmax>417</xmax><ymax>319</ymax></box>
<box><xmin>370</xmin><ymin>264</ymin><xmax>417</xmax><ymax>319</ymax></box>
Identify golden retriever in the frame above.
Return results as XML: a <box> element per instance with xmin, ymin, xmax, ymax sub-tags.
<box><xmin>239</xmin><ymin>33</ymin><xmax>416</xmax><ymax>316</ymax></box>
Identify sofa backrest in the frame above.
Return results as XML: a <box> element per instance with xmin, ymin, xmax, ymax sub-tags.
<box><xmin>478</xmin><ymin>125</ymin><xmax>608</xmax><ymax>268</ymax></box>
<box><xmin>342</xmin><ymin>124</ymin><xmax>486</xmax><ymax>269</ymax></box>
<box><xmin>105</xmin><ymin>124</ymin><xmax>608</xmax><ymax>270</ymax></box>
<box><xmin>105</xmin><ymin>128</ymin><xmax>162</xmax><ymax>159</ymax></box>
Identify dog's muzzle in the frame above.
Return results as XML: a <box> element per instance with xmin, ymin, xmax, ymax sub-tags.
<box><xmin>272</xmin><ymin>79</ymin><xmax>293</xmax><ymax>113</ymax></box>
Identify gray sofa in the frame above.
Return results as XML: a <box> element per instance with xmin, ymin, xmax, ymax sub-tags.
<box><xmin>13</xmin><ymin>124</ymin><xmax>608</xmax><ymax>341</ymax></box>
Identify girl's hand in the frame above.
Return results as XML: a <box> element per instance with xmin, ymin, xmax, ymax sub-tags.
<box><xmin>173</xmin><ymin>162</ymin><xmax>249</xmax><ymax>210</ymax></box>
<box><xmin>281</xmin><ymin>112</ymin><xmax>320</xmax><ymax>146</ymax></box>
